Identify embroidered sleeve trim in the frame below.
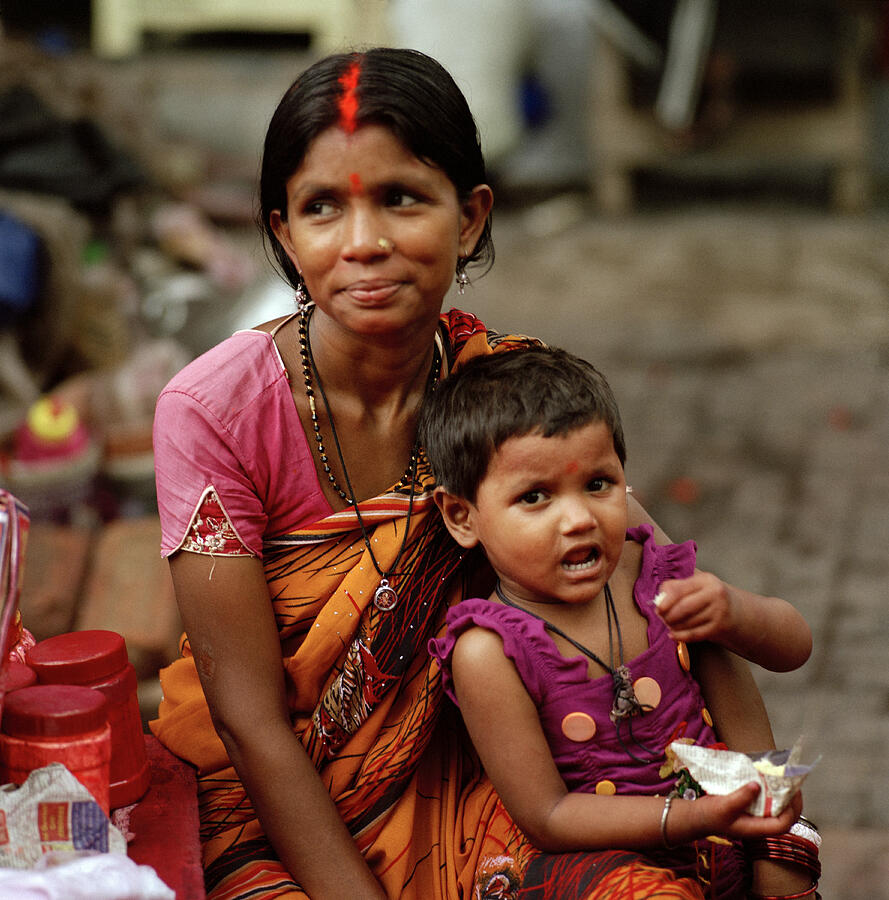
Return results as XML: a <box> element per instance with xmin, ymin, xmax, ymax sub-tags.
<box><xmin>178</xmin><ymin>485</ymin><xmax>255</xmax><ymax>557</ymax></box>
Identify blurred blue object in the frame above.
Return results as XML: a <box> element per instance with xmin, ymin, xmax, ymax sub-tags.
<box><xmin>36</xmin><ymin>27</ymin><xmax>76</xmax><ymax>56</ymax></box>
<box><xmin>0</xmin><ymin>211</ymin><xmax>42</xmax><ymax>324</ymax></box>
<box><xmin>519</xmin><ymin>73</ymin><xmax>552</xmax><ymax>130</ymax></box>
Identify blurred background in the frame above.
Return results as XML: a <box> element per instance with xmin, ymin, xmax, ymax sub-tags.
<box><xmin>0</xmin><ymin>2</ymin><xmax>887</xmax><ymax>895</ymax></box>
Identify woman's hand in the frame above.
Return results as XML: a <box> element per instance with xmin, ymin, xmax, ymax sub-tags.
<box><xmin>751</xmin><ymin>858</ymin><xmax>818</xmax><ymax>898</ymax></box>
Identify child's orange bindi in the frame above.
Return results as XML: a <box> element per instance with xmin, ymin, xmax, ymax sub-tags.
<box><xmin>565</xmin><ymin>460</ymin><xmax>579</xmax><ymax>474</ymax></box>
<box><xmin>337</xmin><ymin>60</ymin><xmax>361</xmax><ymax>134</ymax></box>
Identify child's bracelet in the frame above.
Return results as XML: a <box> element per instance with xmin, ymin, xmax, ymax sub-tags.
<box><xmin>660</xmin><ymin>795</ymin><xmax>678</xmax><ymax>849</ymax></box>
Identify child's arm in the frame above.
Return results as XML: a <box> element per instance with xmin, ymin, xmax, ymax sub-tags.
<box><xmin>450</xmin><ymin>626</ymin><xmax>797</xmax><ymax>853</ymax></box>
<box><xmin>169</xmin><ymin>552</ymin><xmax>387</xmax><ymax>900</ymax></box>
<box><xmin>654</xmin><ymin>571</ymin><xmax>812</xmax><ymax>672</ymax></box>
<box><xmin>627</xmin><ymin>495</ymin><xmax>812</xmax><ymax>672</ymax></box>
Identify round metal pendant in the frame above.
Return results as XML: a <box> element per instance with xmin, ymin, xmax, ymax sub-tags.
<box><xmin>373</xmin><ymin>581</ymin><xmax>398</xmax><ymax>611</ymax></box>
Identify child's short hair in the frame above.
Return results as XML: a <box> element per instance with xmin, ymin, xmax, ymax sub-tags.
<box><xmin>420</xmin><ymin>346</ymin><xmax>626</xmax><ymax>502</ymax></box>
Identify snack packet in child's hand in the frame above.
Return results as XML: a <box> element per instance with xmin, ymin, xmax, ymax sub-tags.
<box><xmin>668</xmin><ymin>738</ymin><xmax>818</xmax><ymax>816</ymax></box>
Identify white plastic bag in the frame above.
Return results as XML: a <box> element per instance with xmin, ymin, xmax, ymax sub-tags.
<box><xmin>0</xmin><ymin>852</ymin><xmax>174</xmax><ymax>899</ymax></box>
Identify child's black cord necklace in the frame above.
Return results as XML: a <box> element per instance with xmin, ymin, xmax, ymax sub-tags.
<box><xmin>494</xmin><ymin>580</ymin><xmax>659</xmax><ymax>762</ymax></box>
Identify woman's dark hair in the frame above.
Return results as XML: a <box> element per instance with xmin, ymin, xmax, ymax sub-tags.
<box><xmin>259</xmin><ymin>47</ymin><xmax>493</xmax><ymax>289</ymax></box>
<box><xmin>419</xmin><ymin>346</ymin><xmax>627</xmax><ymax>504</ymax></box>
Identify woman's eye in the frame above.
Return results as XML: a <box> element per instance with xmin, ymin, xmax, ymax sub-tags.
<box><xmin>304</xmin><ymin>198</ymin><xmax>337</xmax><ymax>216</ymax></box>
<box><xmin>386</xmin><ymin>189</ymin><xmax>420</xmax><ymax>208</ymax></box>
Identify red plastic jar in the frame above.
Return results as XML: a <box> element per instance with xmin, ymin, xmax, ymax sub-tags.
<box><xmin>0</xmin><ymin>660</ymin><xmax>37</xmax><ymax>694</ymax></box>
<box><xmin>27</xmin><ymin>630</ymin><xmax>150</xmax><ymax>808</ymax></box>
<box><xmin>0</xmin><ymin>684</ymin><xmax>111</xmax><ymax>813</ymax></box>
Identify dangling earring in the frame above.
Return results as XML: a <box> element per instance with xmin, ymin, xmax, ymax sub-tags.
<box><xmin>294</xmin><ymin>277</ymin><xmax>310</xmax><ymax>313</ymax></box>
<box><xmin>455</xmin><ymin>259</ymin><xmax>470</xmax><ymax>296</ymax></box>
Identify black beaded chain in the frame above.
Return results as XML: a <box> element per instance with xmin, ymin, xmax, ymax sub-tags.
<box><xmin>297</xmin><ymin>303</ymin><xmax>441</xmax><ymax>610</ymax></box>
<box><xmin>297</xmin><ymin>303</ymin><xmax>441</xmax><ymax>502</ymax></box>
<box><xmin>495</xmin><ymin>581</ymin><xmax>659</xmax><ymax>763</ymax></box>
<box><xmin>297</xmin><ymin>305</ymin><xmax>438</xmax><ymax>503</ymax></box>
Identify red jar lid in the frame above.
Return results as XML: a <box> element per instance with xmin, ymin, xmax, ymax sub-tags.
<box><xmin>0</xmin><ymin>661</ymin><xmax>37</xmax><ymax>693</ymax></box>
<box><xmin>27</xmin><ymin>630</ymin><xmax>128</xmax><ymax>684</ymax></box>
<box><xmin>2</xmin><ymin>685</ymin><xmax>108</xmax><ymax>738</ymax></box>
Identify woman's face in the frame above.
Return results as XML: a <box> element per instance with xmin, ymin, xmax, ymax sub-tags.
<box><xmin>271</xmin><ymin>124</ymin><xmax>492</xmax><ymax>339</ymax></box>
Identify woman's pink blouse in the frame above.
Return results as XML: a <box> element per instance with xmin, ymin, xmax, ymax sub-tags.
<box><xmin>152</xmin><ymin>328</ymin><xmax>331</xmax><ymax>558</ymax></box>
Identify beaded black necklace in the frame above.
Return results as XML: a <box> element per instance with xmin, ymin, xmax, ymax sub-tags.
<box><xmin>298</xmin><ymin>304</ymin><xmax>441</xmax><ymax>611</ymax></box>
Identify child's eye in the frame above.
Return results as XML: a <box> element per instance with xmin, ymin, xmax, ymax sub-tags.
<box><xmin>519</xmin><ymin>490</ymin><xmax>546</xmax><ymax>505</ymax></box>
<box><xmin>587</xmin><ymin>478</ymin><xmax>609</xmax><ymax>493</ymax></box>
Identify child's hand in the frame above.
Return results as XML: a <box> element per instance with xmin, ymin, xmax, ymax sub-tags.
<box><xmin>653</xmin><ymin>572</ymin><xmax>736</xmax><ymax>644</ymax></box>
<box><xmin>689</xmin><ymin>783</ymin><xmax>798</xmax><ymax>841</ymax></box>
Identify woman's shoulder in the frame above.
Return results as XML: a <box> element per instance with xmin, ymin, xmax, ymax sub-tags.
<box><xmin>159</xmin><ymin>328</ymin><xmax>289</xmax><ymax>421</ymax></box>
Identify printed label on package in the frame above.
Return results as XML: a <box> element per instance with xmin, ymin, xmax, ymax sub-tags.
<box><xmin>72</xmin><ymin>800</ymin><xmax>109</xmax><ymax>852</ymax></box>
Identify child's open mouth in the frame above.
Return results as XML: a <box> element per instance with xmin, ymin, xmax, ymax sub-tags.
<box><xmin>561</xmin><ymin>546</ymin><xmax>600</xmax><ymax>572</ymax></box>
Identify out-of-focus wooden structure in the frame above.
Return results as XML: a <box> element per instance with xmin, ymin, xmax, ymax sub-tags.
<box><xmin>91</xmin><ymin>0</ymin><xmax>388</xmax><ymax>58</ymax></box>
<box><xmin>589</xmin><ymin>1</ymin><xmax>874</xmax><ymax>213</ymax></box>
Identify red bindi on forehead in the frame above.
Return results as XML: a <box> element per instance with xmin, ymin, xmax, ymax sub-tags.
<box><xmin>565</xmin><ymin>460</ymin><xmax>579</xmax><ymax>474</ymax></box>
<box><xmin>337</xmin><ymin>60</ymin><xmax>361</xmax><ymax>134</ymax></box>
<box><xmin>349</xmin><ymin>172</ymin><xmax>364</xmax><ymax>195</ymax></box>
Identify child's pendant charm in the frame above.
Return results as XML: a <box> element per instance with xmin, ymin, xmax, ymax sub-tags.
<box><xmin>374</xmin><ymin>579</ymin><xmax>398</xmax><ymax>611</ymax></box>
<box><xmin>610</xmin><ymin>664</ymin><xmax>645</xmax><ymax>723</ymax></box>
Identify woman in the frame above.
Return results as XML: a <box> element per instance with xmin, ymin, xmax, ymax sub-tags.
<box><xmin>152</xmin><ymin>48</ymin><xmax>812</xmax><ymax>900</ymax></box>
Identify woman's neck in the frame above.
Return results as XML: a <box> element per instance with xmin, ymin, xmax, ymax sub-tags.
<box><xmin>307</xmin><ymin>308</ymin><xmax>441</xmax><ymax>416</ymax></box>
<box><xmin>283</xmin><ymin>304</ymin><xmax>443</xmax><ymax>505</ymax></box>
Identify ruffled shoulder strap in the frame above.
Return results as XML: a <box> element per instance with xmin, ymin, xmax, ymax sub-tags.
<box><xmin>428</xmin><ymin>597</ymin><xmax>575</xmax><ymax>707</ymax></box>
<box><xmin>628</xmin><ymin>523</ymin><xmax>697</xmax><ymax>607</ymax></box>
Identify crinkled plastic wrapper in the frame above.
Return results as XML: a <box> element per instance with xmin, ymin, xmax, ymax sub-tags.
<box><xmin>0</xmin><ymin>763</ymin><xmax>126</xmax><ymax>868</ymax></box>
<box><xmin>669</xmin><ymin>739</ymin><xmax>818</xmax><ymax>816</ymax></box>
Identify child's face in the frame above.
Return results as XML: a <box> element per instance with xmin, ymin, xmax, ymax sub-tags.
<box><xmin>461</xmin><ymin>420</ymin><xmax>628</xmax><ymax>608</ymax></box>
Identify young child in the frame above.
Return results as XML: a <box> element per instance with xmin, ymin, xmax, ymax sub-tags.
<box><xmin>421</xmin><ymin>347</ymin><xmax>819</xmax><ymax>900</ymax></box>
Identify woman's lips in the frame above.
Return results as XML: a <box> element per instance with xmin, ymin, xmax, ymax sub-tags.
<box><xmin>342</xmin><ymin>280</ymin><xmax>401</xmax><ymax>303</ymax></box>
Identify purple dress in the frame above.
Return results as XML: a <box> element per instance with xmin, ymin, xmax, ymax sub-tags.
<box><xmin>429</xmin><ymin>524</ymin><xmax>748</xmax><ymax>896</ymax></box>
